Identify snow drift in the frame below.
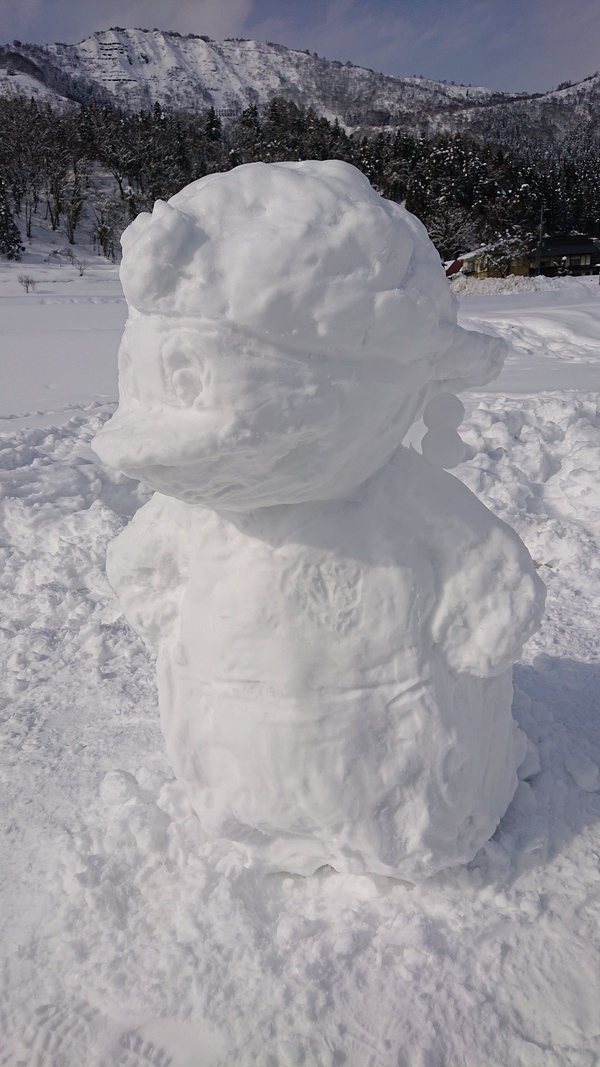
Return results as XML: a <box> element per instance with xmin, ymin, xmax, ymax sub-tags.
<box><xmin>93</xmin><ymin>160</ymin><xmax>545</xmax><ymax>880</ymax></box>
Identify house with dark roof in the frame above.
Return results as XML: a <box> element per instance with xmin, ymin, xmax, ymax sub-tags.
<box><xmin>530</xmin><ymin>235</ymin><xmax>600</xmax><ymax>276</ymax></box>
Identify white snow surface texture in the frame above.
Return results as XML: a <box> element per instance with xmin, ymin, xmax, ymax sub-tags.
<box><xmin>93</xmin><ymin>160</ymin><xmax>545</xmax><ymax>880</ymax></box>
<box><xmin>3</xmin><ymin>219</ymin><xmax>600</xmax><ymax>1067</ymax></box>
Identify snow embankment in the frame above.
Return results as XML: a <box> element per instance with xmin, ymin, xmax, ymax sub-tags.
<box><xmin>450</xmin><ymin>272</ymin><xmax>594</xmax><ymax>297</ymax></box>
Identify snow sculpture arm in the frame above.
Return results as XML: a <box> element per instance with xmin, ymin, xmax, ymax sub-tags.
<box><xmin>397</xmin><ymin>449</ymin><xmax>544</xmax><ymax>677</ymax></box>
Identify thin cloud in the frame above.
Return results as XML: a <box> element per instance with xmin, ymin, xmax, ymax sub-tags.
<box><xmin>2</xmin><ymin>0</ymin><xmax>256</xmax><ymax>45</ymax></box>
<box><xmin>246</xmin><ymin>0</ymin><xmax>600</xmax><ymax>92</ymax></box>
<box><xmin>1</xmin><ymin>0</ymin><xmax>600</xmax><ymax>91</ymax></box>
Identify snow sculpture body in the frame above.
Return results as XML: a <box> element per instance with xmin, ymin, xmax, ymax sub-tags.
<box><xmin>93</xmin><ymin>161</ymin><xmax>545</xmax><ymax>881</ymax></box>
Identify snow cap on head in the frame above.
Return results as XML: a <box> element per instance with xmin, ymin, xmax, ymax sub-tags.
<box><xmin>119</xmin><ymin>160</ymin><xmax>504</xmax><ymax>387</ymax></box>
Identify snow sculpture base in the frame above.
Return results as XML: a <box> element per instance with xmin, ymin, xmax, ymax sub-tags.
<box><xmin>93</xmin><ymin>160</ymin><xmax>545</xmax><ymax>881</ymax></box>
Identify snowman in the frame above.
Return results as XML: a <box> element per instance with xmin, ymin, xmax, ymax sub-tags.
<box><xmin>93</xmin><ymin>160</ymin><xmax>545</xmax><ymax>881</ymax></box>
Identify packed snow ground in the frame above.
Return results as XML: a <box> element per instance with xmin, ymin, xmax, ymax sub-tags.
<box><xmin>1</xmin><ymin>230</ymin><xmax>600</xmax><ymax>1066</ymax></box>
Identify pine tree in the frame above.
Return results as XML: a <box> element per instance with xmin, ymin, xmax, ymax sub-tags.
<box><xmin>205</xmin><ymin>107</ymin><xmax>222</xmax><ymax>143</ymax></box>
<box><xmin>0</xmin><ymin>177</ymin><xmax>22</xmax><ymax>259</ymax></box>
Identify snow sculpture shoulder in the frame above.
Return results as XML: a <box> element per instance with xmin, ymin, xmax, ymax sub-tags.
<box><xmin>93</xmin><ymin>161</ymin><xmax>545</xmax><ymax>881</ymax></box>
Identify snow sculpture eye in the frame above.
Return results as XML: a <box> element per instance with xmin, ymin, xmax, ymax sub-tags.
<box><xmin>172</xmin><ymin>365</ymin><xmax>203</xmax><ymax>405</ymax></box>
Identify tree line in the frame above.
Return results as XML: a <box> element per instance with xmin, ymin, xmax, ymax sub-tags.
<box><xmin>2</xmin><ymin>93</ymin><xmax>600</xmax><ymax>265</ymax></box>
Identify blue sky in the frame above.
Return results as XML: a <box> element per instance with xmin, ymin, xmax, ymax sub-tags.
<box><xmin>3</xmin><ymin>0</ymin><xmax>600</xmax><ymax>93</ymax></box>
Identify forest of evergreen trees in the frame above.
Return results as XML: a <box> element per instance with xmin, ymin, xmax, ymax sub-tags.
<box><xmin>2</xmin><ymin>93</ymin><xmax>600</xmax><ymax>265</ymax></box>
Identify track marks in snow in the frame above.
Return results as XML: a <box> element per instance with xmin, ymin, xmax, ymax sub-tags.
<box><xmin>20</xmin><ymin>1001</ymin><xmax>100</xmax><ymax>1067</ymax></box>
<box><xmin>457</xmin><ymin>392</ymin><xmax>600</xmax><ymax>665</ymax></box>
<box><xmin>117</xmin><ymin>1032</ymin><xmax>173</xmax><ymax>1067</ymax></box>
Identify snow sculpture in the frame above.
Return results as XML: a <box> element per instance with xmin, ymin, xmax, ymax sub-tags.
<box><xmin>93</xmin><ymin>161</ymin><xmax>545</xmax><ymax>881</ymax></box>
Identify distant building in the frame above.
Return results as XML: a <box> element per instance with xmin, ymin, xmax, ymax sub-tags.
<box><xmin>445</xmin><ymin>258</ymin><xmax>464</xmax><ymax>277</ymax></box>
<box><xmin>530</xmin><ymin>235</ymin><xmax>600</xmax><ymax>277</ymax></box>
<box><xmin>456</xmin><ymin>249</ymin><xmax>530</xmax><ymax>279</ymax></box>
<box><xmin>456</xmin><ymin>236</ymin><xmax>600</xmax><ymax>279</ymax></box>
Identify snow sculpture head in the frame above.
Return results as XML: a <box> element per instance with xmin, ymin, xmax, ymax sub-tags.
<box><xmin>93</xmin><ymin>160</ymin><xmax>504</xmax><ymax>509</ymax></box>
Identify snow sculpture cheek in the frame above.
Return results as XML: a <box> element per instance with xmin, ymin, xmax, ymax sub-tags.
<box><xmin>93</xmin><ymin>160</ymin><xmax>545</xmax><ymax>882</ymax></box>
<box><xmin>162</xmin><ymin>336</ymin><xmax>206</xmax><ymax>407</ymax></box>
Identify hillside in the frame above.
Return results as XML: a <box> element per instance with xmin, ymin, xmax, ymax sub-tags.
<box><xmin>457</xmin><ymin>72</ymin><xmax>600</xmax><ymax>147</ymax></box>
<box><xmin>4</xmin><ymin>27</ymin><xmax>600</xmax><ymax>147</ymax></box>
<box><xmin>2</xmin><ymin>27</ymin><xmax>504</xmax><ymax>128</ymax></box>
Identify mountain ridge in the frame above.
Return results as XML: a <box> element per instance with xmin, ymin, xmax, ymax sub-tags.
<box><xmin>1</xmin><ymin>28</ymin><xmax>513</xmax><ymax>126</ymax></box>
<box><xmin>0</xmin><ymin>27</ymin><xmax>598</xmax><ymax>147</ymax></box>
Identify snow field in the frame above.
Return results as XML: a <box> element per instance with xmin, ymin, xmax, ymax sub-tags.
<box><xmin>1</xmin><ymin>224</ymin><xmax>600</xmax><ymax>1063</ymax></box>
<box><xmin>0</xmin><ymin>224</ymin><xmax>124</xmax><ymax>421</ymax></box>
<box><xmin>2</xmin><ymin>393</ymin><xmax>600</xmax><ymax>1066</ymax></box>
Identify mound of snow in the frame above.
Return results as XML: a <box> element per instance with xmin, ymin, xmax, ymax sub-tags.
<box><xmin>450</xmin><ymin>272</ymin><xmax>593</xmax><ymax>297</ymax></box>
<box><xmin>93</xmin><ymin>161</ymin><xmax>544</xmax><ymax>881</ymax></box>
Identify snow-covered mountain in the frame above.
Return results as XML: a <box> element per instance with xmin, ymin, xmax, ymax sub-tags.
<box><xmin>2</xmin><ymin>27</ymin><xmax>598</xmax><ymax>146</ymax></box>
<box><xmin>2</xmin><ymin>27</ymin><xmax>502</xmax><ymax>126</ymax></box>
<box><xmin>0</xmin><ymin>62</ymin><xmax>69</xmax><ymax>105</ymax></box>
<box><xmin>447</xmin><ymin>69</ymin><xmax>600</xmax><ymax>149</ymax></box>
